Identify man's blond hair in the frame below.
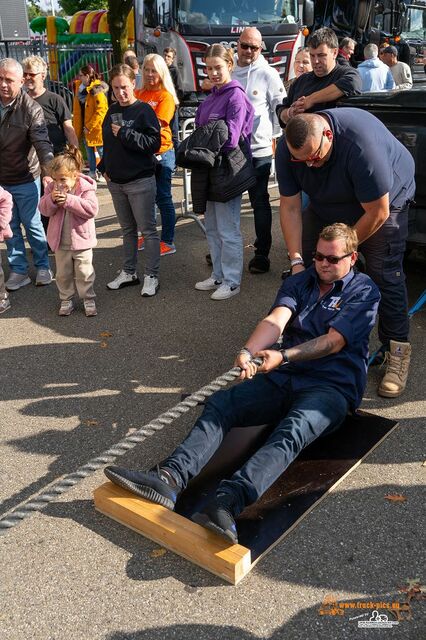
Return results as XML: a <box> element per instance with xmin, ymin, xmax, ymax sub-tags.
<box><xmin>22</xmin><ymin>55</ymin><xmax>47</xmax><ymax>74</ymax></box>
<box><xmin>319</xmin><ymin>223</ymin><xmax>358</xmax><ymax>253</ymax></box>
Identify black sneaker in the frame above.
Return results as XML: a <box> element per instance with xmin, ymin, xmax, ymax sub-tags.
<box><xmin>191</xmin><ymin>495</ymin><xmax>239</xmax><ymax>544</ymax></box>
<box><xmin>248</xmin><ymin>255</ymin><xmax>270</xmax><ymax>274</ymax></box>
<box><xmin>104</xmin><ymin>465</ymin><xmax>181</xmax><ymax>510</ymax></box>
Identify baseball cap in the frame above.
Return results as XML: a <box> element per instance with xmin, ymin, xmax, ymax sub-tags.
<box><xmin>383</xmin><ymin>45</ymin><xmax>398</xmax><ymax>56</ymax></box>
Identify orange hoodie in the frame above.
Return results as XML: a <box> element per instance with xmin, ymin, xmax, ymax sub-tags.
<box><xmin>135</xmin><ymin>88</ymin><xmax>175</xmax><ymax>154</ymax></box>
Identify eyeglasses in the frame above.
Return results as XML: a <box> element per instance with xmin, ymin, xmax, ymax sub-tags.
<box><xmin>239</xmin><ymin>43</ymin><xmax>260</xmax><ymax>51</ymax></box>
<box><xmin>313</xmin><ymin>251</ymin><xmax>353</xmax><ymax>264</ymax></box>
<box><xmin>290</xmin><ymin>131</ymin><xmax>325</xmax><ymax>164</ymax></box>
<box><xmin>23</xmin><ymin>71</ymin><xmax>41</xmax><ymax>78</ymax></box>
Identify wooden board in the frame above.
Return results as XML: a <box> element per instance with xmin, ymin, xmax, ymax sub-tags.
<box><xmin>94</xmin><ymin>411</ymin><xmax>398</xmax><ymax>584</ymax></box>
<box><xmin>94</xmin><ymin>481</ymin><xmax>251</xmax><ymax>584</ymax></box>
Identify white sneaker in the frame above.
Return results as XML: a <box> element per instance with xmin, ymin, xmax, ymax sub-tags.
<box><xmin>211</xmin><ymin>284</ymin><xmax>240</xmax><ymax>300</ymax></box>
<box><xmin>195</xmin><ymin>277</ymin><xmax>222</xmax><ymax>291</ymax></box>
<box><xmin>0</xmin><ymin>296</ymin><xmax>11</xmax><ymax>314</ymax></box>
<box><xmin>141</xmin><ymin>275</ymin><xmax>159</xmax><ymax>297</ymax></box>
<box><xmin>107</xmin><ymin>270</ymin><xmax>140</xmax><ymax>290</ymax></box>
<box><xmin>5</xmin><ymin>272</ymin><xmax>31</xmax><ymax>291</ymax></box>
<box><xmin>58</xmin><ymin>300</ymin><xmax>74</xmax><ymax>316</ymax></box>
<box><xmin>84</xmin><ymin>299</ymin><xmax>97</xmax><ymax>317</ymax></box>
<box><xmin>36</xmin><ymin>268</ymin><xmax>53</xmax><ymax>286</ymax></box>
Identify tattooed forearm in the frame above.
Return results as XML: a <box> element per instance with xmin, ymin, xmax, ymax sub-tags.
<box><xmin>285</xmin><ymin>334</ymin><xmax>339</xmax><ymax>362</ymax></box>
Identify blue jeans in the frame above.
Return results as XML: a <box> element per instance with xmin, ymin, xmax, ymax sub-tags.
<box><xmin>4</xmin><ymin>179</ymin><xmax>50</xmax><ymax>274</ymax></box>
<box><xmin>205</xmin><ymin>195</ymin><xmax>243</xmax><ymax>288</ymax></box>
<box><xmin>164</xmin><ymin>374</ymin><xmax>348</xmax><ymax>515</ymax></box>
<box><xmin>248</xmin><ymin>155</ymin><xmax>272</xmax><ymax>257</ymax></box>
<box><xmin>86</xmin><ymin>143</ymin><xmax>103</xmax><ymax>174</ymax></box>
<box><xmin>155</xmin><ymin>149</ymin><xmax>176</xmax><ymax>244</ymax></box>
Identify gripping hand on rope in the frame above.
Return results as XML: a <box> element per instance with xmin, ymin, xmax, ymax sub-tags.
<box><xmin>235</xmin><ymin>348</ymin><xmax>286</xmax><ymax>380</ymax></box>
<box><xmin>235</xmin><ymin>306</ymin><xmax>294</xmax><ymax>380</ymax></box>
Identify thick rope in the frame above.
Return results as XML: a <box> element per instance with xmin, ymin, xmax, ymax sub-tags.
<box><xmin>0</xmin><ymin>366</ymin><xmax>242</xmax><ymax>534</ymax></box>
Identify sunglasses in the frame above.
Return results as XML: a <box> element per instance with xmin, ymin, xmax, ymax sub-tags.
<box><xmin>313</xmin><ymin>251</ymin><xmax>353</xmax><ymax>265</ymax></box>
<box><xmin>290</xmin><ymin>131</ymin><xmax>325</xmax><ymax>164</ymax></box>
<box><xmin>23</xmin><ymin>71</ymin><xmax>41</xmax><ymax>78</ymax></box>
<box><xmin>239</xmin><ymin>43</ymin><xmax>260</xmax><ymax>51</ymax></box>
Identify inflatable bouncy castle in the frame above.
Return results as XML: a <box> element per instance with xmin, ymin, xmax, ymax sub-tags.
<box><xmin>30</xmin><ymin>9</ymin><xmax>135</xmax><ymax>85</ymax></box>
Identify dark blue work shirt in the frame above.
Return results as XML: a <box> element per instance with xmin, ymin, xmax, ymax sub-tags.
<box><xmin>276</xmin><ymin>107</ymin><xmax>415</xmax><ymax>223</ymax></box>
<box><xmin>267</xmin><ymin>266</ymin><xmax>380</xmax><ymax>410</ymax></box>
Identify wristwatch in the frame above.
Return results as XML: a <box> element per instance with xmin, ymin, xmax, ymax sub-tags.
<box><xmin>280</xmin><ymin>349</ymin><xmax>290</xmax><ymax>365</ymax></box>
<box><xmin>289</xmin><ymin>257</ymin><xmax>304</xmax><ymax>268</ymax></box>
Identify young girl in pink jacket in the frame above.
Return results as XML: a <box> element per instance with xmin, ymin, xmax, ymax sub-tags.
<box><xmin>39</xmin><ymin>147</ymin><xmax>99</xmax><ymax>316</ymax></box>
<box><xmin>0</xmin><ymin>186</ymin><xmax>13</xmax><ymax>314</ymax></box>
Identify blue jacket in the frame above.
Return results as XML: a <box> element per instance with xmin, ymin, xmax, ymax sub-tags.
<box><xmin>268</xmin><ymin>266</ymin><xmax>380</xmax><ymax>410</ymax></box>
<box><xmin>357</xmin><ymin>58</ymin><xmax>396</xmax><ymax>92</ymax></box>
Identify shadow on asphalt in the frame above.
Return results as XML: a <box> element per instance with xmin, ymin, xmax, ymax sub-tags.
<box><xmin>1</xmin><ymin>234</ymin><xmax>424</xmax><ymax>535</ymax></box>
<box><xmin>103</xmin><ymin>594</ymin><xmax>424</xmax><ymax>640</ymax></box>
<box><xmin>0</xmin><ymin>336</ymin><xmax>204</xmax><ymax>516</ymax></box>
<box><xmin>43</xmin><ymin>478</ymin><xmax>423</xmax><ymax>605</ymax></box>
<box><xmin>1</xmin><ymin>248</ymin><xmax>424</xmax><ymax>522</ymax></box>
<box><xmin>104</xmin><ymin>608</ymin><xmax>423</xmax><ymax>640</ymax></box>
<box><xmin>0</xmin><ymin>231</ymin><xmax>273</xmax><ymax>516</ymax></box>
<box><xmin>1</xmin><ymin>224</ymin><xmax>424</xmax><ymax>638</ymax></box>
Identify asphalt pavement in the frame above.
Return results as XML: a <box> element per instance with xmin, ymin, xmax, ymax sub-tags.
<box><xmin>0</xmin><ymin>175</ymin><xmax>424</xmax><ymax>640</ymax></box>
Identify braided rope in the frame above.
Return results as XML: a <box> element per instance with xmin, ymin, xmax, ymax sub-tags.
<box><xmin>0</xmin><ymin>366</ymin><xmax>242</xmax><ymax>534</ymax></box>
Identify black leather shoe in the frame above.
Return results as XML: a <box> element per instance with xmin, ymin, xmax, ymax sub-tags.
<box><xmin>248</xmin><ymin>255</ymin><xmax>270</xmax><ymax>274</ymax></box>
<box><xmin>104</xmin><ymin>465</ymin><xmax>181</xmax><ymax>510</ymax></box>
<box><xmin>191</xmin><ymin>495</ymin><xmax>238</xmax><ymax>544</ymax></box>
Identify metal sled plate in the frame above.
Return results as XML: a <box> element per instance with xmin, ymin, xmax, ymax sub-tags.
<box><xmin>94</xmin><ymin>411</ymin><xmax>398</xmax><ymax>584</ymax></box>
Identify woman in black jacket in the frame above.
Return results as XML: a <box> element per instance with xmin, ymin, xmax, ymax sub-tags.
<box><xmin>99</xmin><ymin>64</ymin><xmax>162</xmax><ymax>298</ymax></box>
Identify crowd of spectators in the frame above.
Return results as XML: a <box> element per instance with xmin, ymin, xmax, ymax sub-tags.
<box><xmin>0</xmin><ymin>26</ymin><xmax>417</xmax><ymax>399</ymax></box>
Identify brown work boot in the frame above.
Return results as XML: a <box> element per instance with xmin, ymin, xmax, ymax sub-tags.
<box><xmin>378</xmin><ymin>340</ymin><xmax>411</xmax><ymax>398</ymax></box>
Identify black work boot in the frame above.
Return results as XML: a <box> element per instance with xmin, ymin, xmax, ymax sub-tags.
<box><xmin>191</xmin><ymin>493</ymin><xmax>239</xmax><ymax>544</ymax></box>
<box><xmin>248</xmin><ymin>254</ymin><xmax>270</xmax><ymax>274</ymax></box>
<box><xmin>104</xmin><ymin>465</ymin><xmax>181</xmax><ymax>510</ymax></box>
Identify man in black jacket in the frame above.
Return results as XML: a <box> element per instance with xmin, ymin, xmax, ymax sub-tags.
<box><xmin>0</xmin><ymin>58</ymin><xmax>54</xmax><ymax>290</ymax></box>
<box><xmin>277</xmin><ymin>28</ymin><xmax>361</xmax><ymax>126</ymax></box>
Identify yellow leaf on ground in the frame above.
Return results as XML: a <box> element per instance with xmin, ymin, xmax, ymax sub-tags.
<box><xmin>85</xmin><ymin>419</ymin><xmax>98</xmax><ymax>427</ymax></box>
<box><xmin>384</xmin><ymin>493</ymin><xmax>407</xmax><ymax>502</ymax></box>
<box><xmin>100</xmin><ymin>331</ymin><xmax>113</xmax><ymax>338</ymax></box>
<box><xmin>150</xmin><ymin>548</ymin><xmax>167</xmax><ymax>558</ymax></box>
<box><xmin>100</xmin><ymin>341</ymin><xmax>108</xmax><ymax>348</ymax></box>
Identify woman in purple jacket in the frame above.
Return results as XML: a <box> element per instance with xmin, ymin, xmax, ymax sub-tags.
<box><xmin>194</xmin><ymin>44</ymin><xmax>254</xmax><ymax>300</ymax></box>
